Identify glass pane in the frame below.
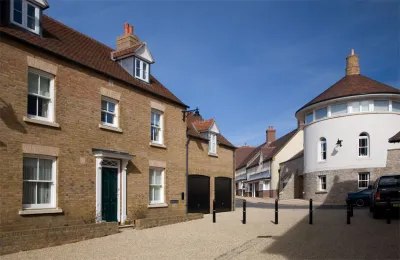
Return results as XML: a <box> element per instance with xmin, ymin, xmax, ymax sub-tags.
<box><xmin>27</xmin><ymin>95</ymin><xmax>37</xmax><ymax>116</ymax></box>
<box><xmin>361</xmin><ymin>101</ymin><xmax>369</xmax><ymax>112</ymax></box>
<box><xmin>374</xmin><ymin>100</ymin><xmax>389</xmax><ymax>112</ymax></box>
<box><xmin>360</xmin><ymin>148</ymin><xmax>368</xmax><ymax>156</ymax></box>
<box><xmin>27</xmin><ymin>16</ymin><xmax>35</xmax><ymax>30</ymax></box>
<box><xmin>149</xmin><ymin>187</ymin><xmax>154</xmax><ymax>201</ymax></box>
<box><xmin>39</xmin><ymin>159</ymin><xmax>52</xmax><ymax>181</ymax></box>
<box><xmin>23</xmin><ymin>182</ymin><xmax>36</xmax><ymax>204</ymax></box>
<box><xmin>101</xmin><ymin>111</ymin><xmax>106</xmax><ymax>122</ymax></box>
<box><xmin>14</xmin><ymin>0</ymin><xmax>22</xmax><ymax>11</ymax></box>
<box><xmin>101</xmin><ymin>100</ymin><xmax>107</xmax><ymax>111</ymax></box>
<box><xmin>13</xmin><ymin>10</ymin><xmax>22</xmax><ymax>24</ymax></box>
<box><xmin>154</xmin><ymin>187</ymin><xmax>161</xmax><ymax>201</ymax></box>
<box><xmin>305</xmin><ymin>112</ymin><xmax>313</xmax><ymax>124</ymax></box>
<box><xmin>108</xmin><ymin>102</ymin><xmax>115</xmax><ymax>113</ymax></box>
<box><xmin>27</xmin><ymin>4</ymin><xmax>35</xmax><ymax>17</ymax></box>
<box><xmin>23</xmin><ymin>158</ymin><xmax>37</xmax><ymax>180</ymax></box>
<box><xmin>151</xmin><ymin>112</ymin><xmax>155</xmax><ymax>125</ymax></box>
<box><xmin>315</xmin><ymin>107</ymin><xmax>328</xmax><ymax>120</ymax></box>
<box><xmin>39</xmin><ymin>76</ymin><xmax>50</xmax><ymax>97</ymax></box>
<box><xmin>136</xmin><ymin>68</ymin><xmax>140</xmax><ymax>77</ymax></box>
<box><xmin>352</xmin><ymin>102</ymin><xmax>360</xmax><ymax>113</ymax></box>
<box><xmin>136</xmin><ymin>59</ymin><xmax>141</xmax><ymax>68</ymax></box>
<box><xmin>106</xmin><ymin>113</ymin><xmax>114</xmax><ymax>124</ymax></box>
<box><xmin>37</xmin><ymin>97</ymin><xmax>49</xmax><ymax>118</ymax></box>
<box><xmin>154</xmin><ymin>171</ymin><xmax>162</xmax><ymax>185</ymax></box>
<box><xmin>393</xmin><ymin>101</ymin><xmax>400</xmax><ymax>112</ymax></box>
<box><xmin>28</xmin><ymin>73</ymin><xmax>39</xmax><ymax>94</ymax></box>
<box><xmin>331</xmin><ymin>103</ymin><xmax>347</xmax><ymax>116</ymax></box>
<box><xmin>37</xmin><ymin>182</ymin><xmax>51</xmax><ymax>204</ymax></box>
<box><xmin>143</xmin><ymin>63</ymin><xmax>147</xmax><ymax>80</ymax></box>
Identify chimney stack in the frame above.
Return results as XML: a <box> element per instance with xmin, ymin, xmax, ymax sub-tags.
<box><xmin>266</xmin><ymin>126</ymin><xmax>276</xmax><ymax>145</ymax></box>
<box><xmin>116</xmin><ymin>22</ymin><xmax>140</xmax><ymax>51</ymax></box>
<box><xmin>346</xmin><ymin>49</ymin><xmax>360</xmax><ymax>76</ymax></box>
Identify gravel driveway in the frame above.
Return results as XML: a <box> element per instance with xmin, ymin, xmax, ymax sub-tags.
<box><xmin>2</xmin><ymin>207</ymin><xmax>399</xmax><ymax>260</ymax></box>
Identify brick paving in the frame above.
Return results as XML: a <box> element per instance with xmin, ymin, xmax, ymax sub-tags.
<box><xmin>2</xmin><ymin>207</ymin><xmax>399</xmax><ymax>260</ymax></box>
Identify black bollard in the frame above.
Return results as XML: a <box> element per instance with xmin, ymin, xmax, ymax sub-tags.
<box><xmin>275</xmin><ymin>199</ymin><xmax>278</xmax><ymax>225</ymax></box>
<box><xmin>350</xmin><ymin>201</ymin><xmax>354</xmax><ymax>217</ymax></box>
<box><xmin>213</xmin><ymin>199</ymin><xmax>216</xmax><ymax>223</ymax></box>
<box><xmin>243</xmin><ymin>200</ymin><xmax>246</xmax><ymax>224</ymax></box>
<box><xmin>309</xmin><ymin>199</ymin><xmax>313</xmax><ymax>225</ymax></box>
<box><xmin>386</xmin><ymin>198</ymin><xmax>391</xmax><ymax>224</ymax></box>
<box><xmin>346</xmin><ymin>199</ymin><xmax>351</xmax><ymax>224</ymax></box>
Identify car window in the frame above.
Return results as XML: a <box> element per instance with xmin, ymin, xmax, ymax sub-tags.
<box><xmin>378</xmin><ymin>176</ymin><xmax>400</xmax><ymax>188</ymax></box>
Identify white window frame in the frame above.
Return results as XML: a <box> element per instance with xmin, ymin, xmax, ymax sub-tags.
<box><xmin>358</xmin><ymin>133</ymin><xmax>369</xmax><ymax>157</ymax></box>
<box><xmin>315</xmin><ymin>107</ymin><xmax>328</xmax><ymax>120</ymax></box>
<box><xmin>305</xmin><ymin>112</ymin><xmax>314</xmax><ymax>124</ymax></box>
<box><xmin>319</xmin><ymin>137</ymin><xmax>327</xmax><ymax>162</ymax></box>
<box><xmin>149</xmin><ymin>168</ymin><xmax>164</xmax><ymax>204</ymax></box>
<box><xmin>151</xmin><ymin>109</ymin><xmax>163</xmax><ymax>144</ymax></box>
<box><xmin>392</xmin><ymin>101</ymin><xmax>400</xmax><ymax>112</ymax></box>
<box><xmin>101</xmin><ymin>96</ymin><xmax>119</xmax><ymax>128</ymax></box>
<box><xmin>373</xmin><ymin>100</ymin><xmax>390</xmax><ymax>112</ymax></box>
<box><xmin>22</xmin><ymin>155</ymin><xmax>57</xmax><ymax>209</ymax></box>
<box><xmin>135</xmin><ymin>58</ymin><xmax>149</xmax><ymax>82</ymax></box>
<box><xmin>208</xmin><ymin>132</ymin><xmax>217</xmax><ymax>155</ymax></box>
<box><xmin>358</xmin><ymin>172</ymin><xmax>370</xmax><ymax>189</ymax></box>
<box><xmin>10</xmin><ymin>0</ymin><xmax>41</xmax><ymax>34</ymax></box>
<box><xmin>27</xmin><ymin>68</ymin><xmax>55</xmax><ymax>122</ymax></box>
<box><xmin>318</xmin><ymin>175</ymin><xmax>327</xmax><ymax>191</ymax></box>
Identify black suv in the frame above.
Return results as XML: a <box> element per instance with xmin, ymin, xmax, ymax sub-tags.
<box><xmin>370</xmin><ymin>174</ymin><xmax>400</xmax><ymax>218</ymax></box>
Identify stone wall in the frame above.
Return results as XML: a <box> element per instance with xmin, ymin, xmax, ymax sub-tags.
<box><xmin>303</xmin><ymin>149</ymin><xmax>400</xmax><ymax>204</ymax></box>
<box><xmin>0</xmin><ymin>222</ymin><xmax>118</xmax><ymax>255</ymax></box>
<box><xmin>135</xmin><ymin>213</ymin><xmax>203</xmax><ymax>230</ymax></box>
<box><xmin>279</xmin><ymin>156</ymin><xmax>304</xmax><ymax>200</ymax></box>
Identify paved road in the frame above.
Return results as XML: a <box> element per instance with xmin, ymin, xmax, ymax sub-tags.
<box><xmin>3</xmin><ymin>207</ymin><xmax>399</xmax><ymax>260</ymax></box>
<box><xmin>234</xmin><ymin>198</ymin><xmax>347</xmax><ymax>210</ymax></box>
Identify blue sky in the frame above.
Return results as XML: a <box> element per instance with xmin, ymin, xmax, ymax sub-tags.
<box><xmin>46</xmin><ymin>0</ymin><xmax>399</xmax><ymax>146</ymax></box>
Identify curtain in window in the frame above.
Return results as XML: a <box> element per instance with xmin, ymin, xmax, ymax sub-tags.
<box><xmin>149</xmin><ymin>169</ymin><xmax>163</xmax><ymax>203</ymax></box>
<box><xmin>22</xmin><ymin>158</ymin><xmax>53</xmax><ymax>205</ymax></box>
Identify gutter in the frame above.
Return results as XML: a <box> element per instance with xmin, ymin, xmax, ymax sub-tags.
<box><xmin>232</xmin><ymin>149</ymin><xmax>235</xmax><ymax>211</ymax></box>
<box><xmin>185</xmin><ymin>134</ymin><xmax>190</xmax><ymax>215</ymax></box>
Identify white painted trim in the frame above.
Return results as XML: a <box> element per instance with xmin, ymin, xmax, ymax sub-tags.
<box><xmin>93</xmin><ymin>152</ymin><xmax>133</xmax><ymax>160</ymax></box>
<box><xmin>10</xmin><ymin>0</ymin><xmax>41</xmax><ymax>35</ymax></box>
<box><xmin>121</xmin><ymin>159</ymin><xmax>128</xmax><ymax>223</ymax></box>
<box><xmin>95</xmin><ymin>157</ymin><xmax>102</xmax><ymax>222</ymax></box>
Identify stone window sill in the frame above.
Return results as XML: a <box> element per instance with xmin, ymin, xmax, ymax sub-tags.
<box><xmin>315</xmin><ymin>191</ymin><xmax>328</xmax><ymax>194</ymax></box>
<box><xmin>19</xmin><ymin>208</ymin><xmax>63</xmax><ymax>215</ymax></box>
<box><xmin>149</xmin><ymin>142</ymin><xmax>167</xmax><ymax>149</ymax></box>
<box><xmin>99</xmin><ymin>124</ymin><xmax>123</xmax><ymax>133</ymax></box>
<box><xmin>23</xmin><ymin>116</ymin><xmax>60</xmax><ymax>128</ymax></box>
<box><xmin>147</xmin><ymin>203</ymin><xmax>168</xmax><ymax>208</ymax></box>
<box><xmin>208</xmin><ymin>153</ymin><xmax>218</xmax><ymax>157</ymax></box>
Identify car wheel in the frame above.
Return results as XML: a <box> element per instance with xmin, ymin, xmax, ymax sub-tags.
<box><xmin>373</xmin><ymin>207</ymin><xmax>380</xmax><ymax>219</ymax></box>
<box><xmin>356</xmin><ymin>199</ymin><xmax>364</xmax><ymax>207</ymax></box>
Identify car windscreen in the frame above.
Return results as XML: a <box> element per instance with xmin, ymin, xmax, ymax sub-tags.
<box><xmin>378</xmin><ymin>176</ymin><xmax>400</xmax><ymax>188</ymax></box>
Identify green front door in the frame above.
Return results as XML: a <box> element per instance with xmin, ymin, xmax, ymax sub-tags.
<box><xmin>102</xmin><ymin>167</ymin><xmax>118</xmax><ymax>222</ymax></box>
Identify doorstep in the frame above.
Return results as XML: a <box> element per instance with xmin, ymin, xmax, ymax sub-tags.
<box><xmin>118</xmin><ymin>224</ymin><xmax>135</xmax><ymax>230</ymax></box>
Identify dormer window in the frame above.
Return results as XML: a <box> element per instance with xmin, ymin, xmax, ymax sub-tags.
<box><xmin>208</xmin><ymin>132</ymin><xmax>217</xmax><ymax>155</ymax></box>
<box><xmin>135</xmin><ymin>58</ymin><xmax>149</xmax><ymax>82</ymax></box>
<box><xmin>11</xmin><ymin>0</ymin><xmax>41</xmax><ymax>34</ymax></box>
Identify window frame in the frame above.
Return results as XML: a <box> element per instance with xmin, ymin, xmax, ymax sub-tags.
<box><xmin>100</xmin><ymin>96</ymin><xmax>119</xmax><ymax>128</ymax></box>
<box><xmin>318</xmin><ymin>175</ymin><xmax>327</xmax><ymax>191</ymax></box>
<box><xmin>150</xmin><ymin>109</ymin><xmax>163</xmax><ymax>145</ymax></box>
<box><xmin>27</xmin><ymin>68</ymin><xmax>55</xmax><ymax>122</ymax></box>
<box><xmin>22</xmin><ymin>155</ymin><xmax>57</xmax><ymax>209</ymax></box>
<box><xmin>10</xmin><ymin>0</ymin><xmax>41</xmax><ymax>34</ymax></box>
<box><xmin>319</xmin><ymin>137</ymin><xmax>327</xmax><ymax>162</ymax></box>
<box><xmin>135</xmin><ymin>58</ymin><xmax>150</xmax><ymax>82</ymax></box>
<box><xmin>358</xmin><ymin>172</ymin><xmax>370</xmax><ymax>189</ymax></box>
<box><xmin>392</xmin><ymin>101</ymin><xmax>400</xmax><ymax>112</ymax></box>
<box><xmin>315</xmin><ymin>107</ymin><xmax>328</xmax><ymax>120</ymax></box>
<box><xmin>149</xmin><ymin>168</ymin><xmax>164</xmax><ymax>205</ymax></box>
<box><xmin>358</xmin><ymin>133</ymin><xmax>369</xmax><ymax>157</ymax></box>
<box><xmin>208</xmin><ymin>132</ymin><xmax>217</xmax><ymax>155</ymax></box>
<box><xmin>305</xmin><ymin>112</ymin><xmax>314</xmax><ymax>124</ymax></box>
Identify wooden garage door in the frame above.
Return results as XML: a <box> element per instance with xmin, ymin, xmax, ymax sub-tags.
<box><xmin>215</xmin><ymin>177</ymin><xmax>232</xmax><ymax>213</ymax></box>
<box><xmin>188</xmin><ymin>175</ymin><xmax>210</xmax><ymax>214</ymax></box>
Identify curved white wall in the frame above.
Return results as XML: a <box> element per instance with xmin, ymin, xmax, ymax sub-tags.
<box><xmin>304</xmin><ymin>113</ymin><xmax>400</xmax><ymax>173</ymax></box>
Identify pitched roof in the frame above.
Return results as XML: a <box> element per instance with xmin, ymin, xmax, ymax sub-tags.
<box><xmin>0</xmin><ymin>15</ymin><xmax>187</xmax><ymax>107</ymax></box>
<box><xmin>186</xmin><ymin>113</ymin><xmax>235</xmax><ymax>149</ymax></box>
<box><xmin>297</xmin><ymin>74</ymin><xmax>400</xmax><ymax>113</ymax></box>
<box><xmin>280</xmin><ymin>150</ymin><xmax>304</xmax><ymax>164</ymax></box>
<box><xmin>112</xmin><ymin>43</ymin><xmax>143</xmax><ymax>59</ymax></box>
<box><xmin>193</xmin><ymin>119</ymin><xmax>214</xmax><ymax>132</ymax></box>
<box><xmin>235</xmin><ymin>146</ymin><xmax>257</xmax><ymax>168</ymax></box>
<box><xmin>389</xmin><ymin>131</ymin><xmax>400</xmax><ymax>143</ymax></box>
<box><xmin>236</xmin><ymin>129</ymin><xmax>299</xmax><ymax>170</ymax></box>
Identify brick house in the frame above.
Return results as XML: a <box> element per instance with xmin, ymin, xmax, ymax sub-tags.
<box><xmin>186</xmin><ymin>113</ymin><xmax>236</xmax><ymax>213</ymax></box>
<box><xmin>0</xmin><ymin>0</ymin><xmax>195</xmax><ymax>233</ymax></box>
<box><xmin>235</xmin><ymin>126</ymin><xmax>303</xmax><ymax>199</ymax></box>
